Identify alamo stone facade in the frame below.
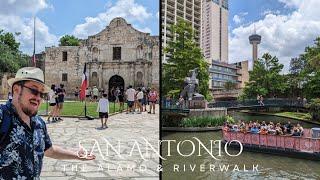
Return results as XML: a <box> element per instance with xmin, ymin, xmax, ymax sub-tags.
<box><xmin>44</xmin><ymin>17</ymin><xmax>159</xmax><ymax>97</ymax></box>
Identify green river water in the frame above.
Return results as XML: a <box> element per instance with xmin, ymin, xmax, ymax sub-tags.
<box><xmin>162</xmin><ymin>112</ymin><xmax>320</xmax><ymax>180</ymax></box>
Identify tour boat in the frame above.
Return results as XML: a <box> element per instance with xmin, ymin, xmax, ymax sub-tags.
<box><xmin>222</xmin><ymin>128</ymin><xmax>320</xmax><ymax>160</ymax></box>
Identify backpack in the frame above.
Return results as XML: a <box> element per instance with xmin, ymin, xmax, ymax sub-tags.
<box><xmin>149</xmin><ymin>91</ymin><xmax>158</xmax><ymax>102</ymax></box>
<box><xmin>0</xmin><ymin>103</ymin><xmax>12</xmax><ymax>149</ymax></box>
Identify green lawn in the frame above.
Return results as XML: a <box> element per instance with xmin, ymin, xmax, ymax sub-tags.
<box><xmin>39</xmin><ymin>101</ymin><xmax>127</xmax><ymax>118</ymax></box>
<box><xmin>273</xmin><ymin>111</ymin><xmax>311</xmax><ymax>121</ymax></box>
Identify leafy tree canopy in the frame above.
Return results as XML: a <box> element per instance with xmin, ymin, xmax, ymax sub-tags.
<box><xmin>0</xmin><ymin>29</ymin><xmax>28</xmax><ymax>76</ymax></box>
<box><xmin>163</xmin><ymin>19</ymin><xmax>210</xmax><ymax>100</ymax></box>
<box><xmin>242</xmin><ymin>53</ymin><xmax>288</xmax><ymax>98</ymax></box>
<box><xmin>59</xmin><ymin>35</ymin><xmax>80</xmax><ymax>46</ymax></box>
<box><xmin>0</xmin><ymin>30</ymin><xmax>20</xmax><ymax>52</ymax></box>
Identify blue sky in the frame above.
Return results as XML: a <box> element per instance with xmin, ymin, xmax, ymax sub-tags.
<box><xmin>227</xmin><ymin>0</ymin><xmax>320</xmax><ymax>73</ymax></box>
<box><xmin>1</xmin><ymin>0</ymin><xmax>320</xmax><ymax>73</ymax></box>
<box><xmin>37</xmin><ymin>0</ymin><xmax>159</xmax><ymax>37</ymax></box>
<box><xmin>0</xmin><ymin>0</ymin><xmax>159</xmax><ymax>55</ymax></box>
<box><xmin>229</xmin><ymin>0</ymin><xmax>293</xmax><ymax>30</ymax></box>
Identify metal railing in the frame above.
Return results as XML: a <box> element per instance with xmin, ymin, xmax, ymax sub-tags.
<box><xmin>223</xmin><ymin>129</ymin><xmax>320</xmax><ymax>153</ymax></box>
<box><xmin>208</xmin><ymin>98</ymin><xmax>307</xmax><ymax>109</ymax></box>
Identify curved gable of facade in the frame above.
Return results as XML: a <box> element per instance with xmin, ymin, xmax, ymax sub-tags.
<box><xmin>86</xmin><ymin>17</ymin><xmax>153</xmax><ymax>46</ymax></box>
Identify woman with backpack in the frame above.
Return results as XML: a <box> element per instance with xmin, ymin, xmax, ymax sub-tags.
<box><xmin>148</xmin><ymin>87</ymin><xmax>158</xmax><ymax>114</ymax></box>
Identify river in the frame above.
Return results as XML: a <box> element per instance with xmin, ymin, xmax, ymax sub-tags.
<box><xmin>162</xmin><ymin>112</ymin><xmax>320</xmax><ymax>180</ymax></box>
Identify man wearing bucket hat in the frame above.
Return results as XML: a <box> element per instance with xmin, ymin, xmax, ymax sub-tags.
<box><xmin>0</xmin><ymin>67</ymin><xmax>95</xmax><ymax>179</ymax></box>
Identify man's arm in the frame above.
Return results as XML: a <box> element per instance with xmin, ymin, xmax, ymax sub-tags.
<box><xmin>45</xmin><ymin>145</ymin><xmax>95</xmax><ymax>161</ymax></box>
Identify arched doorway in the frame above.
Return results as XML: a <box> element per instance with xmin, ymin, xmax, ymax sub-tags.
<box><xmin>90</xmin><ymin>72</ymin><xmax>98</xmax><ymax>87</ymax></box>
<box><xmin>135</xmin><ymin>71</ymin><xmax>143</xmax><ymax>87</ymax></box>
<box><xmin>108</xmin><ymin>75</ymin><xmax>124</xmax><ymax>101</ymax></box>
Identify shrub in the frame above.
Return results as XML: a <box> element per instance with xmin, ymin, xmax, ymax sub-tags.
<box><xmin>307</xmin><ymin>98</ymin><xmax>320</xmax><ymax>122</ymax></box>
<box><xmin>181</xmin><ymin>116</ymin><xmax>227</xmax><ymax>127</ymax></box>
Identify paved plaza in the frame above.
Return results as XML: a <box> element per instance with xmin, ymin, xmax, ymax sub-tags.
<box><xmin>40</xmin><ymin>106</ymin><xmax>159</xmax><ymax>180</ymax></box>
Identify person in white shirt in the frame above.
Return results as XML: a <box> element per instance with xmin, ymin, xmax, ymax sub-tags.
<box><xmin>47</xmin><ymin>84</ymin><xmax>58</xmax><ymax>123</ymax></box>
<box><xmin>136</xmin><ymin>88</ymin><xmax>144</xmax><ymax>113</ymax></box>
<box><xmin>125</xmin><ymin>85</ymin><xmax>136</xmax><ymax>114</ymax></box>
<box><xmin>97</xmin><ymin>93</ymin><xmax>109</xmax><ymax>128</ymax></box>
<box><xmin>85</xmin><ymin>87</ymin><xmax>91</xmax><ymax>102</ymax></box>
<box><xmin>92</xmin><ymin>86</ymin><xmax>99</xmax><ymax>102</ymax></box>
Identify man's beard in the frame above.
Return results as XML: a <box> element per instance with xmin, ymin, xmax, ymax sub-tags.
<box><xmin>18</xmin><ymin>94</ymin><xmax>38</xmax><ymax>117</ymax></box>
<box><xmin>21</xmin><ymin>106</ymin><xmax>38</xmax><ymax>117</ymax></box>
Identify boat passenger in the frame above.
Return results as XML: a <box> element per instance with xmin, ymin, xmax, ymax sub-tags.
<box><xmin>231</xmin><ymin>125</ymin><xmax>240</xmax><ymax>132</ymax></box>
<box><xmin>268</xmin><ymin>121</ymin><xmax>274</xmax><ymax>129</ymax></box>
<box><xmin>275</xmin><ymin>123</ymin><xmax>284</xmax><ymax>135</ymax></box>
<box><xmin>255</xmin><ymin>120</ymin><xmax>261</xmax><ymax>129</ymax></box>
<box><xmin>248</xmin><ymin>121</ymin><xmax>253</xmax><ymax>129</ymax></box>
<box><xmin>297</xmin><ymin>123</ymin><xmax>304</xmax><ymax>135</ymax></box>
<box><xmin>250</xmin><ymin>124</ymin><xmax>260</xmax><ymax>134</ymax></box>
<box><xmin>285</xmin><ymin>121</ymin><xmax>293</xmax><ymax>134</ymax></box>
<box><xmin>223</xmin><ymin>125</ymin><xmax>230</xmax><ymax>132</ymax></box>
<box><xmin>259</xmin><ymin>127</ymin><xmax>268</xmax><ymax>135</ymax></box>
<box><xmin>260</xmin><ymin>121</ymin><xmax>268</xmax><ymax>129</ymax></box>
<box><xmin>292</xmin><ymin>128</ymin><xmax>301</xmax><ymax>137</ymax></box>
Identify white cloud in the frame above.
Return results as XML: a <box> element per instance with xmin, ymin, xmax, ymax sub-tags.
<box><xmin>229</xmin><ymin>0</ymin><xmax>320</xmax><ymax>73</ymax></box>
<box><xmin>232</xmin><ymin>12</ymin><xmax>248</xmax><ymax>24</ymax></box>
<box><xmin>0</xmin><ymin>0</ymin><xmax>49</xmax><ymax>15</ymax></box>
<box><xmin>278</xmin><ymin>0</ymin><xmax>303</xmax><ymax>8</ymax></box>
<box><xmin>104</xmin><ymin>1</ymin><xmax>113</xmax><ymax>9</ymax></box>
<box><xmin>262</xmin><ymin>9</ymin><xmax>281</xmax><ymax>16</ymax></box>
<box><xmin>156</xmin><ymin>11</ymin><xmax>159</xmax><ymax>19</ymax></box>
<box><xmin>0</xmin><ymin>0</ymin><xmax>57</xmax><ymax>54</ymax></box>
<box><xmin>72</xmin><ymin>0</ymin><xmax>152</xmax><ymax>39</ymax></box>
<box><xmin>0</xmin><ymin>15</ymin><xmax>58</xmax><ymax>54</ymax></box>
<box><xmin>135</xmin><ymin>26</ymin><xmax>152</xmax><ymax>34</ymax></box>
<box><xmin>233</xmin><ymin>15</ymin><xmax>242</xmax><ymax>24</ymax></box>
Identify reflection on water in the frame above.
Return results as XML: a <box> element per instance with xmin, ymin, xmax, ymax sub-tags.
<box><xmin>162</xmin><ymin>112</ymin><xmax>320</xmax><ymax>180</ymax></box>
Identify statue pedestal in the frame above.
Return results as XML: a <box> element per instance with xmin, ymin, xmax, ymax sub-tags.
<box><xmin>189</xmin><ymin>100</ymin><xmax>207</xmax><ymax>109</ymax></box>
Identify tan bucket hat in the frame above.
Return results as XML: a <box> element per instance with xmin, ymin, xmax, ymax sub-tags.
<box><xmin>7</xmin><ymin>67</ymin><xmax>50</xmax><ymax>93</ymax></box>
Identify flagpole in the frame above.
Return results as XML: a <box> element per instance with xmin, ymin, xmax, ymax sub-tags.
<box><xmin>33</xmin><ymin>16</ymin><xmax>36</xmax><ymax>67</ymax></box>
<box><xmin>79</xmin><ymin>62</ymin><xmax>93</xmax><ymax>120</ymax></box>
<box><xmin>84</xmin><ymin>97</ymin><xmax>87</xmax><ymax>117</ymax></box>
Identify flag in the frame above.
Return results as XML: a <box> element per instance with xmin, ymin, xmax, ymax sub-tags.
<box><xmin>32</xmin><ymin>53</ymin><xmax>36</xmax><ymax>67</ymax></box>
<box><xmin>80</xmin><ymin>63</ymin><xmax>88</xmax><ymax>100</ymax></box>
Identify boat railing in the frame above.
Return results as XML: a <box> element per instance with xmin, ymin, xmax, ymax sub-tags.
<box><xmin>223</xmin><ymin>129</ymin><xmax>320</xmax><ymax>153</ymax></box>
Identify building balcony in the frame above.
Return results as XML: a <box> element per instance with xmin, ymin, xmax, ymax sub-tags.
<box><xmin>212</xmin><ymin>61</ymin><xmax>238</xmax><ymax>70</ymax></box>
<box><xmin>212</xmin><ymin>78</ymin><xmax>238</xmax><ymax>83</ymax></box>
<box><xmin>209</xmin><ymin>69</ymin><xmax>239</xmax><ymax>77</ymax></box>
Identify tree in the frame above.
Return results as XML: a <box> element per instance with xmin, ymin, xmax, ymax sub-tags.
<box><xmin>242</xmin><ymin>53</ymin><xmax>288</xmax><ymax>98</ymax></box>
<box><xmin>286</xmin><ymin>56</ymin><xmax>306</xmax><ymax>97</ymax></box>
<box><xmin>299</xmin><ymin>37</ymin><xmax>320</xmax><ymax>99</ymax></box>
<box><xmin>0</xmin><ymin>30</ymin><xmax>28</xmax><ymax>76</ymax></box>
<box><xmin>303</xmin><ymin>37</ymin><xmax>320</xmax><ymax>73</ymax></box>
<box><xmin>59</xmin><ymin>35</ymin><xmax>80</xmax><ymax>46</ymax></box>
<box><xmin>307</xmin><ymin>98</ymin><xmax>320</xmax><ymax>122</ymax></box>
<box><xmin>303</xmin><ymin>72</ymin><xmax>320</xmax><ymax>99</ymax></box>
<box><xmin>163</xmin><ymin>19</ymin><xmax>210</xmax><ymax>100</ymax></box>
<box><xmin>0</xmin><ymin>30</ymin><xmax>20</xmax><ymax>51</ymax></box>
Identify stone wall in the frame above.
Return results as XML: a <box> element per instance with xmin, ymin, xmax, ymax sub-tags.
<box><xmin>188</xmin><ymin>108</ymin><xmax>227</xmax><ymax>118</ymax></box>
<box><xmin>0</xmin><ymin>73</ymin><xmax>14</xmax><ymax>99</ymax></box>
<box><xmin>44</xmin><ymin>17</ymin><xmax>159</xmax><ymax>97</ymax></box>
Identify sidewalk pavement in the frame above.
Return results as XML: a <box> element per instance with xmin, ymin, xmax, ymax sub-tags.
<box><xmin>40</xmin><ymin>105</ymin><xmax>159</xmax><ymax>180</ymax></box>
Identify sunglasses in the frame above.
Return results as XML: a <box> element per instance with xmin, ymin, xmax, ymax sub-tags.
<box><xmin>21</xmin><ymin>85</ymin><xmax>47</xmax><ymax>99</ymax></box>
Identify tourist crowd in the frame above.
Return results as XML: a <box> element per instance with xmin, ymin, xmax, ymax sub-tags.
<box><xmin>223</xmin><ymin>120</ymin><xmax>304</xmax><ymax>137</ymax></box>
<box><xmin>75</xmin><ymin>85</ymin><xmax>158</xmax><ymax>114</ymax></box>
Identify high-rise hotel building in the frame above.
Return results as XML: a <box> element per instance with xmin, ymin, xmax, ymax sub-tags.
<box><xmin>201</xmin><ymin>0</ymin><xmax>230</xmax><ymax>91</ymax></box>
<box><xmin>161</xmin><ymin>0</ymin><xmax>202</xmax><ymax>61</ymax></box>
<box><xmin>162</xmin><ymin>0</ymin><xmax>248</xmax><ymax>99</ymax></box>
<box><xmin>201</xmin><ymin>0</ymin><xmax>228</xmax><ymax>63</ymax></box>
